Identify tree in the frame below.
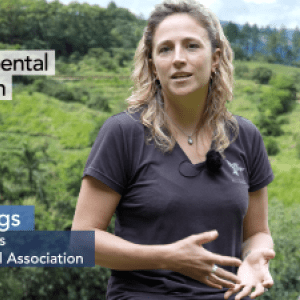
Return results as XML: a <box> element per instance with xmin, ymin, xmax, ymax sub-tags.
<box><xmin>240</xmin><ymin>23</ymin><xmax>252</xmax><ymax>57</ymax></box>
<box><xmin>223</xmin><ymin>22</ymin><xmax>240</xmax><ymax>45</ymax></box>
<box><xmin>0</xmin><ymin>159</ymin><xmax>10</xmax><ymax>200</ymax></box>
<box><xmin>107</xmin><ymin>1</ymin><xmax>117</xmax><ymax>10</ymax></box>
<box><xmin>278</xmin><ymin>25</ymin><xmax>289</xmax><ymax>62</ymax></box>
<box><xmin>251</xmin><ymin>24</ymin><xmax>260</xmax><ymax>55</ymax></box>
<box><xmin>13</xmin><ymin>140</ymin><xmax>55</xmax><ymax>201</ymax></box>
<box><xmin>292</xmin><ymin>26</ymin><xmax>300</xmax><ymax>62</ymax></box>
<box><xmin>266</xmin><ymin>28</ymin><xmax>281</xmax><ymax>62</ymax></box>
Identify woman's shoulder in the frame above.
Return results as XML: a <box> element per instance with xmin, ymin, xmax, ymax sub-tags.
<box><xmin>102</xmin><ymin>109</ymin><xmax>144</xmax><ymax>134</ymax></box>
<box><xmin>231</xmin><ymin>115</ymin><xmax>265</xmax><ymax>153</ymax></box>
<box><xmin>233</xmin><ymin>115</ymin><xmax>260</xmax><ymax>136</ymax></box>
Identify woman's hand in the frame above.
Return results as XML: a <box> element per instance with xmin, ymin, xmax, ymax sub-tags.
<box><xmin>224</xmin><ymin>248</ymin><xmax>275</xmax><ymax>300</ymax></box>
<box><xmin>164</xmin><ymin>230</ymin><xmax>242</xmax><ymax>290</ymax></box>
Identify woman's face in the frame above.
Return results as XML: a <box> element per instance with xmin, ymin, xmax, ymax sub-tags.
<box><xmin>151</xmin><ymin>13</ymin><xmax>220</xmax><ymax>101</ymax></box>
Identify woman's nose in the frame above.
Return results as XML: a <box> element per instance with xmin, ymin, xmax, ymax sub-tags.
<box><xmin>172</xmin><ymin>46</ymin><xmax>186</xmax><ymax>67</ymax></box>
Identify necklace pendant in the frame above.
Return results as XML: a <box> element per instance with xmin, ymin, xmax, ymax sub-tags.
<box><xmin>188</xmin><ymin>136</ymin><xmax>193</xmax><ymax>145</ymax></box>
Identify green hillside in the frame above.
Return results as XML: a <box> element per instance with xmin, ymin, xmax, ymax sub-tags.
<box><xmin>228</xmin><ymin>61</ymin><xmax>300</xmax><ymax>208</ymax></box>
<box><xmin>0</xmin><ymin>60</ymin><xmax>299</xmax><ymax>299</ymax></box>
<box><xmin>3</xmin><ymin>60</ymin><xmax>300</xmax><ymax>206</ymax></box>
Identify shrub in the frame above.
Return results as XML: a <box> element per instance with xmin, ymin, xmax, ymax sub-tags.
<box><xmin>13</xmin><ymin>75</ymin><xmax>36</xmax><ymax>85</ymax></box>
<box><xmin>242</xmin><ymin>85</ymin><xmax>255</xmax><ymax>94</ymax></box>
<box><xmin>269</xmin><ymin>74</ymin><xmax>296</xmax><ymax>93</ymax></box>
<box><xmin>59</xmin><ymin>157</ymin><xmax>86</xmax><ymax>197</ymax></box>
<box><xmin>292</xmin><ymin>73</ymin><xmax>300</xmax><ymax>92</ymax></box>
<box><xmin>269</xmin><ymin>74</ymin><xmax>297</xmax><ymax>112</ymax></box>
<box><xmin>0</xmin><ymin>268</ymin><xmax>23</xmax><ymax>299</ymax></box>
<box><xmin>22</xmin><ymin>197</ymin><xmax>62</xmax><ymax>230</ymax></box>
<box><xmin>276</xmin><ymin>115</ymin><xmax>289</xmax><ymax>125</ymax></box>
<box><xmin>68</xmin><ymin>51</ymin><xmax>81</xmax><ymax>64</ymax></box>
<box><xmin>295</xmin><ymin>134</ymin><xmax>300</xmax><ymax>160</ymax></box>
<box><xmin>276</xmin><ymin>89</ymin><xmax>294</xmax><ymax>113</ymax></box>
<box><xmin>258</xmin><ymin>85</ymin><xmax>294</xmax><ymax>116</ymax></box>
<box><xmin>258</xmin><ymin>86</ymin><xmax>283</xmax><ymax>116</ymax></box>
<box><xmin>110</xmin><ymin>48</ymin><xmax>135</xmax><ymax>67</ymax></box>
<box><xmin>263</xmin><ymin>136</ymin><xmax>280</xmax><ymax>156</ymax></box>
<box><xmin>234</xmin><ymin>65</ymin><xmax>250</xmax><ymax>79</ymax></box>
<box><xmin>19</xmin><ymin>267</ymin><xmax>110</xmax><ymax>300</ymax></box>
<box><xmin>88</xmin><ymin>114</ymin><xmax>111</xmax><ymax>147</ymax></box>
<box><xmin>53</xmin><ymin>86</ymin><xmax>75</xmax><ymax>102</ymax></box>
<box><xmin>87</xmin><ymin>94</ymin><xmax>111</xmax><ymax>112</ymax></box>
<box><xmin>32</xmin><ymin>79</ymin><xmax>90</xmax><ymax>103</ymax></box>
<box><xmin>255</xmin><ymin>113</ymin><xmax>283</xmax><ymax>137</ymax></box>
<box><xmin>232</xmin><ymin>45</ymin><xmax>249</xmax><ymax>61</ymax></box>
<box><xmin>85</xmin><ymin>48</ymin><xmax>118</xmax><ymax>72</ymax></box>
<box><xmin>251</xmin><ymin>67</ymin><xmax>273</xmax><ymax>84</ymax></box>
<box><xmin>259</xmin><ymin>199</ymin><xmax>300</xmax><ymax>299</ymax></box>
<box><xmin>55</xmin><ymin>60</ymin><xmax>76</xmax><ymax>75</ymax></box>
<box><xmin>71</xmin><ymin>86</ymin><xmax>90</xmax><ymax>103</ymax></box>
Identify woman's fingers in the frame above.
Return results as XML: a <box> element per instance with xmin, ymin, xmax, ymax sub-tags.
<box><xmin>235</xmin><ymin>285</ymin><xmax>252</xmax><ymax>300</ymax></box>
<box><xmin>250</xmin><ymin>283</ymin><xmax>265</xmax><ymax>298</ymax></box>
<box><xmin>225</xmin><ymin>281</ymin><xmax>271</xmax><ymax>300</ymax></box>
<box><xmin>213</xmin><ymin>253</ymin><xmax>242</xmax><ymax>268</ymax></box>
<box><xmin>212</xmin><ymin>265</ymin><xmax>241</xmax><ymax>285</ymax></box>
<box><xmin>171</xmin><ymin>232</ymin><xmax>244</xmax><ymax>289</ymax></box>
<box><xmin>224</xmin><ymin>284</ymin><xmax>243</xmax><ymax>299</ymax></box>
<box><xmin>262</xmin><ymin>270</ymin><xmax>274</xmax><ymax>288</ymax></box>
<box><xmin>208</xmin><ymin>273</ymin><xmax>235</xmax><ymax>289</ymax></box>
<box><xmin>225</xmin><ymin>283</ymin><xmax>269</xmax><ymax>300</ymax></box>
<box><xmin>262</xmin><ymin>278</ymin><xmax>274</xmax><ymax>289</ymax></box>
<box><xmin>203</xmin><ymin>276</ymin><xmax>223</xmax><ymax>290</ymax></box>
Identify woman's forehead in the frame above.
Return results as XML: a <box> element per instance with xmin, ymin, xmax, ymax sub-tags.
<box><xmin>152</xmin><ymin>13</ymin><xmax>210</xmax><ymax>47</ymax></box>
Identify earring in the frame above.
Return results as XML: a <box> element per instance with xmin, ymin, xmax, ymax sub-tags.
<box><xmin>155</xmin><ymin>77</ymin><xmax>161</xmax><ymax>89</ymax></box>
<box><xmin>210</xmin><ymin>71</ymin><xmax>217</xmax><ymax>79</ymax></box>
<box><xmin>208</xmin><ymin>71</ymin><xmax>216</xmax><ymax>95</ymax></box>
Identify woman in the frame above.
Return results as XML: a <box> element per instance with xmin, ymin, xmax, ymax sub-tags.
<box><xmin>72</xmin><ymin>0</ymin><xmax>275</xmax><ymax>299</ymax></box>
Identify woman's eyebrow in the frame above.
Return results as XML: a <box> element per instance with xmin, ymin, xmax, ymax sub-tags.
<box><xmin>156</xmin><ymin>40</ymin><xmax>172</xmax><ymax>49</ymax></box>
<box><xmin>156</xmin><ymin>37</ymin><xmax>202</xmax><ymax>48</ymax></box>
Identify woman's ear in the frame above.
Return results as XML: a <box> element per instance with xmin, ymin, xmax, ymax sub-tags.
<box><xmin>149</xmin><ymin>58</ymin><xmax>157</xmax><ymax>77</ymax></box>
<box><xmin>212</xmin><ymin>48</ymin><xmax>221</xmax><ymax>73</ymax></box>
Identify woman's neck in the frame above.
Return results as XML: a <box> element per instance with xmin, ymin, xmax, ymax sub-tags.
<box><xmin>162</xmin><ymin>89</ymin><xmax>208</xmax><ymax>133</ymax></box>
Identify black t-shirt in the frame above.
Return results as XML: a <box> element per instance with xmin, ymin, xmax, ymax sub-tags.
<box><xmin>82</xmin><ymin>110</ymin><xmax>274</xmax><ymax>300</ymax></box>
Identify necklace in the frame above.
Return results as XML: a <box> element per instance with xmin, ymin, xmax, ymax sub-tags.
<box><xmin>155</xmin><ymin>88</ymin><xmax>200</xmax><ymax>145</ymax></box>
<box><xmin>163</xmin><ymin>110</ymin><xmax>199</xmax><ymax>145</ymax></box>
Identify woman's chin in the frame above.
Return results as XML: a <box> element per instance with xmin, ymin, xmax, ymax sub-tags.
<box><xmin>168</xmin><ymin>86</ymin><xmax>208</xmax><ymax>99</ymax></box>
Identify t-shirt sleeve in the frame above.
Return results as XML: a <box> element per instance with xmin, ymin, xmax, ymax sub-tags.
<box><xmin>248</xmin><ymin>124</ymin><xmax>274</xmax><ymax>192</ymax></box>
<box><xmin>82</xmin><ymin>115</ymin><xmax>129</xmax><ymax>195</ymax></box>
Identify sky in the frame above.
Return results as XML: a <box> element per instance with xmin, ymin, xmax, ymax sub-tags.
<box><xmin>47</xmin><ymin>0</ymin><xmax>300</xmax><ymax>29</ymax></box>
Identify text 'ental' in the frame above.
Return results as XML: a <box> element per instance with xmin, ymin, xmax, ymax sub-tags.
<box><xmin>0</xmin><ymin>50</ymin><xmax>55</xmax><ymax>100</ymax></box>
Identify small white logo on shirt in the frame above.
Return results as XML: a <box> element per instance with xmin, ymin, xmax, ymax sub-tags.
<box><xmin>226</xmin><ymin>160</ymin><xmax>245</xmax><ymax>176</ymax></box>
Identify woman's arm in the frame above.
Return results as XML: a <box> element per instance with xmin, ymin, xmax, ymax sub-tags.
<box><xmin>72</xmin><ymin>175</ymin><xmax>242</xmax><ymax>289</ymax></box>
<box><xmin>224</xmin><ymin>186</ymin><xmax>275</xmax><ymax>300</ymax></box>
<box><xmin>72</xmin><ymin>175</ymin><xmax>167</xmax><ymax>270</ymax></box>
<box><xmin>242</xmin><ymin>187</ymin><xmax>274</xmax><ymax>259</ymax></box>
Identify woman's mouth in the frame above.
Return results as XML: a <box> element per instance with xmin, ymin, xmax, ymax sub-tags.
<box><xmin>171</xmin><ymin>73</ymin><xmax>192</xmax><ymax>80</ymax></box>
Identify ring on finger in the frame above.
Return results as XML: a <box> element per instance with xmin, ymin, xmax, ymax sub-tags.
<box><xmin>211</xmin><ymin>264</ymin><xmax>218</xmax><ymax>274</ymax></box>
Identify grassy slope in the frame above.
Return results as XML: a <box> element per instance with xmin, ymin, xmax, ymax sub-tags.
<box><xmin>2</xmin><ymin>61</ymin><xmax>299</xmax><ymax>298</ymax></box>
<box><xmin>1</xmin><ymin>61</ymin><xmax>299</xmax><ymax>208</ymax></box>
<box><xmin>229</xmin><ymin>61</ymin><xmax>300</xmax><ymax>206</ymax></box>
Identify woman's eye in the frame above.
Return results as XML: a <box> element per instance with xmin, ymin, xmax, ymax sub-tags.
<box><xmin>159</xmin><ymin>46</ymin><xmax>171</xmax><ymax>53</ymax></box>
<box><xmin>188</xmin><ymin>43</ymin><xmax>200</xmax><ymax>49</ymax></box>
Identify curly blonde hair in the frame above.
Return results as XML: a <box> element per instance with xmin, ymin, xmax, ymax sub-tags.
<box><xmin>126</xmin><ymin>0</ymin><xmax>238</xmax><ymax>154</ymax></box>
